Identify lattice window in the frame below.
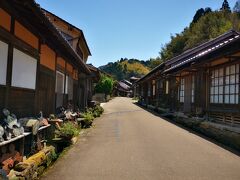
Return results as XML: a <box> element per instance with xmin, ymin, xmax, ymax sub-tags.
<box><xmin>210</xmin><ymin>64</ymin><xmax>239</xmax><ymax>104</ymax></box>
<box><xmin>179</xmin><ymin>78</ymin><xmax>184</xmax><ymax>103</ymax></box>
<box><xmin>191</xmin><ymin>76</ymin><xmax>195</xmax><ymax>103</ymax></box>
<box><xmin>224</xmin><ymin>64</ymin><xmax>239</xmax><ymax>104</ymax></box>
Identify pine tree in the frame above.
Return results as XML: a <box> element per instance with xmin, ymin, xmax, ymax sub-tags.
<box><xmin>221</xmin><ymin>0</ymin><xmax>231</xmax><ymax>12</ymax></box>
<box><xmin>204</xmin><ymin>7</ymin><xmax>212</xmax><ymax>15</ymax></box>
<box><xmin>192</xmin><ymin>8</ymin><xmax>205</xmax><ymax>23</ymax></box>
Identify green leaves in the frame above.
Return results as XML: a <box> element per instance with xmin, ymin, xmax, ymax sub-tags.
<box><xmin>160</xmin><ymin>6</ymin><xmax>240</xmax><ymax>61</ymax></box>
<box><xmin>95</xmin><ymin>74</ymin><xmax>114</xmax><ymax>95</ymax></box>
<box><xmin>56</xmin><ymin>122</ymin><xmax>79</xmax><ymax>139</ymax></box>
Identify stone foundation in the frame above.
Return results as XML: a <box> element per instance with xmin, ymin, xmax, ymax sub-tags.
<box><xmin>8</xmin><ymin>146</ymin><xmax>57</xmax><ymax>180</ymax></box>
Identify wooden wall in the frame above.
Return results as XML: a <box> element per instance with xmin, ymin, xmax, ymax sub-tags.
<box><xmin>0</xmin><ymin>4</ymin><xmax>88</xmax><ymax>118</ymax></box>
<box><xmin>36</xmin><ymin>65</ymin><xmax>56</xmax><ymax>116</ymax></box>
<box><xmin>0</xmin><ymin>87</ymin><xmax>6</xmax><ymax>119</ymax></box>
<box><xmin>8</xmin><ymin>88</ymin><xmax>35</xmax><ymax>117</ymax></box>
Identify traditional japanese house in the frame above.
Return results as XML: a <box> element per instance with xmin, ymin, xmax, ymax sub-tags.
<box><xmin>0</xmin><ymin>0</ymin><xmax>92</xmax><ymax>118</ymax></box>
<box><xmin>42</xmin><ymin>9</ymin><xmax>94</xmax><ymax>110</ymax></box>
<box><xmin>136</xmin><ymin>30</ymin><xmax>240</xmax><ymax>126</ymax></box>
<box><xmin>114</xmin><ymin>81</ymin><xmax>132</xmax><ymax>97</ymax></box>
<box><xmin>135</xmin><ymin>63</ymin><xmax>165</xmax><ymax>106</ymax></box>
<box><xmin>87</xmin><ymin>64</ymin><xmax>101</xmax><ymax>104</ymax></box>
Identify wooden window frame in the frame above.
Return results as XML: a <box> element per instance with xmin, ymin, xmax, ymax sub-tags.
<box><xmin>191</xmin><ymin>75</ymin><xmax>195</xmax><ymax>103</ymax></box>
<box><xmin>210</xmin><ymin>63</ymin><xmax>239</xmax><ymax>105</ymax></box>
<box><xmin>179</xmin><ymin>78</ymin><xmax>184</xmax><ymax>103</ymax></box>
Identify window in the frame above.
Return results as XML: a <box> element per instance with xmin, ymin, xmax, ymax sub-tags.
<box><xmin>191</xmin><ymin>76</ymin><xmax>195</xmax><ymax>103</ymax></box>
<box><xmin>210</xmin><ymin>64</ymin><xmax>239</xmax><ymax>104</ymax></box>
<box><xmin>147</xmin><ymin>82</ymin><xmax>151</xmax><ymax>96</ymax></box>
<box><xmin>65</xmin><ymin>75</ymin><xmax>73</xmax><ymax>101</ymax></box>
<box><xmin>56</xmin><ymin>71</ymin><xmax>64</xmax><ymax>108</ymax></box>
<box><xmin>60</xmin><ymin>31</ymin><xmax>73</xmax><ymax>46</ymax></box>
<box><xmin>152</xmin><ymin>80</ymin><xmax>156</xmax><ymax>96</ymax></box>
<box><xmin>225</xmin><ymin>64</ymin><xmax>239</xmax><ymax>104</ymax></box>
<box><xmin>0</xmin><ymin>40</ymin><xmax>8</xmax><ymax>85</ymax></box>
<box><xmin>165</xmin><ymin>81</ymin><xmax>169</xmax><ymax>94</ymax></box>
<box><xmin>12</xmin><ymin>48</ymin><xmax>37</xmax><ymax>89</ymax></box>
<box><xmin>179</xmin><ymin>78</ymin><xmax>184</xmax><ymax>103</ymax></box>
<box><xmin>56</xmin><ymin>71</ymin><xmax>64</xmax><ymax>94</ymax></box>
<box><xmin>210</xmin><ymin>68</ymin><xmax>224</xmax><ymax>103</ymax></box>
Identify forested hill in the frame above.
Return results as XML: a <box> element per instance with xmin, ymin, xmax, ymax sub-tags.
<box><xmin>100</xmin><ymin>0</ymin><xmax>240</xmax><ymax>80</ymax></box>
<box><xmin>99</xmin><ymin>58</ymin><xmax>161</xmax><ymax>80</ymax></box>
<box><xmin>160</xmin><ymin>0</ymin><xmax>240</xmax><ymax>61</ymax></box>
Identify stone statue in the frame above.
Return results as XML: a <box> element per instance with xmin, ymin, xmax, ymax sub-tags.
<box><xmin>0</xmin><ymin>125</ymin><xmax>4</xmax><ymax>142</ymax></box>
<box><xmin>38</xmin><ymin>111</ymin><xmax>49</xmax><ymax>126</ymax></box>
<box><xmin>2</xmin><ymin>109</ymin><xmax>24</xmax><ymax>139</ymax></box>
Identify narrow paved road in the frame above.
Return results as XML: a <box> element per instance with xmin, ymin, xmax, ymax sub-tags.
<box><xmin>42</xmin><ymin>97</ymin><xmax>240</xmax><ymax>180</ymax></box>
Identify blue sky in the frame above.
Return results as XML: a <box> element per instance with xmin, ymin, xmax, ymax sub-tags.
<box><xmin>36</xmin><ymin>0</ymin><xmax>237</xmax><ymax>67</ymax></box>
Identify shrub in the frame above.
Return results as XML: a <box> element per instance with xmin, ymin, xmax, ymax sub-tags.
<box><xmin>94</xmin><ymin>105</ymin><xmax>104</xmax><ymax>116</ymax></box>
<box><xmin>82</xmin><ymin>111</ymin><xmax>94</xmax><ymax>128</ymax></box>
<box><xmin>91</xmin><ymin>105</ymin><xmax>104</xmax><ymax>118</ymax></box>
<box><xmin>56</xmin><ymin>122</ymin><xmax>80</xmax><ymax>139</ymax></box>
<box><xmin>95</xmin><ymin>74</ymin><xmax>114</xmax><ymax>95</ymax></box>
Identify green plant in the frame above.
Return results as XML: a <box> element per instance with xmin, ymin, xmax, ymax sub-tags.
<box><xmin>55</xmin><ymin>122</ymin><xmax>80</xmax><ymax>139</ymax></box>
<box><xmin>132</xmin><ymin>97</ymin><xmax>139</xmax><ymax>101</ymax></box>
<box><xmin>82</xmin><ymin>111</ymin><xmax>94</xmax><ymax>128</ymax></box>
<box><xmin>92</xmin><ymin>105</ymin><xmax>104</xmax><ymax>117</ymax></box>
<box><xmin>95</xmin><ymin>105</ymin><xmax>104</xmax><ymax>114</ymax></box>
<box><xmin>95</xmin><ymin>74</ymin><xmax>114</xmax><ymax>95</ymax></box>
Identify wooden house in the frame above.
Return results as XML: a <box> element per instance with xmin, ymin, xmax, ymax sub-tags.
<box><xmin>0</xmin><ymin>0</ymin><xmax>93</xmax><ymax>118</ymax></box>
<box><xmin>43</xmin><ymin>9</ymin><xmax>95</xmax><ymax>110</ymax></box>
<box><xmin>136</xmin><ymin>30</ymin><xmax>240</xmax><ymax>126</ymax></box>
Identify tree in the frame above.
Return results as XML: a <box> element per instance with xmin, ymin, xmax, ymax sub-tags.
<box><xmin>221</xmin><ymin>0</ymin><xmax>231</xmax><ymax>12</ymax></box>
<box><xmin>95</xmin><ymin>75</ymin><xmax>114</xmax><ymax>95</ymax></box>
<box><xmin>192</xmin><ymin>8</ymin><xmax>205</xmax><ymax>23</ymax></box>
<box><xmin>204</xmin><ymin>7</ymin><xmax>212</xmax><ymax>14</ymax></box>
<box><xmin>148</xmin><ymin>57</ymin><xmax>162</xmax><ymax>69</ymax></box>
<box><xmin>185</xmin><ymin>11</ymin><xmax>233</xmax><ymax>50</ymax></box>
<box><xmin>233</xmin><ymin>0</ymin><xmax>240</xmax><ymax>13</ymax></box>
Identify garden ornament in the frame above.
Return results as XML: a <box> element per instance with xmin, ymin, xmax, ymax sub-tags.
<box><xmin>2</xmin><ymin>109</ymin><xmax>24</xmax><ymax>138</ymax></box>
<box><xmin>0</xmin><ymin>169</ymin><xmax>7</xmax><ymax>180</ymax></box>
<box><xmin>25</xmin><ymin>119</ymin><xmax>40</xmax><ymax>135</ymax></box>
<box><xmin>2</xmin><ymin>109</ymin><xmax>21</xmax><ymax>129</ymax></box>
<box><xmin>38</xmin><ymin>111</ymin><xmax>49</xmax><ymax>126</ymax></box>
<box><xmin>0</xmin><ymin>125</ymin><xmax>4</xmax><ymax>142</ymax></box>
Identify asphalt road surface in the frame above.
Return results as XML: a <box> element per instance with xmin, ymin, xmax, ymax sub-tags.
<box><xmin>42</xmin><ymin>97</ymin><xmax>240</xmax><ymax>180</ymax></box>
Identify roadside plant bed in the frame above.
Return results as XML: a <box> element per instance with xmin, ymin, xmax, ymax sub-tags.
<box><xmin>170</xmin><ymin>115</ymin><xmax>240</xmax><ymax>151</ymax></box>
<box><xmin>141</xmin><ymin>104</ymin><xmax>240</xmax><ymax>151</ymax></box>
<box><xmin>55</xmin><ymin>122</ymin><xmax>80</xmax><ymax>141</ymax></box>
<box><xmin>52</xmin><ymin>105</ymin><xmax>104</xmax><ymax>153</ymax></box>
<box><xmin>80</xmin><ymin>105</ymin><xmax>104</xmax><ymax>128</ymax></box>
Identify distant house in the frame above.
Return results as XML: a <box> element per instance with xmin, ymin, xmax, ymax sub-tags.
<box><xmin>130</xmin><ymin>76</ymin><xmax>140</xmax><ymax>83</ymax></box>
<box><xmin>135</xmin><ymin>30</ymin><xmax>240</xmax><ymax>126</ymax></box>
<box><xmin>115</xmin><ymin>81</ymin><xmax>132</xmax><ymax>97</ymax></box>
<box><xmin>0</xmin><ymin>0</ymin><xmax>95</xmax><ymax>118</ymax></box>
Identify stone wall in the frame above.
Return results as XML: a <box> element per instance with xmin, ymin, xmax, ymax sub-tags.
<box><xmin>8</xmin><ymin>146</ymin><xmax>57</xmax><ymax>180</ymax></box>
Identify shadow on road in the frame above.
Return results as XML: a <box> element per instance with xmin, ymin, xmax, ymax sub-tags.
<box><xmin>134</xmin><ymin>102</ymin><xmax>240</xmax><ymax>157</ymax></box>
